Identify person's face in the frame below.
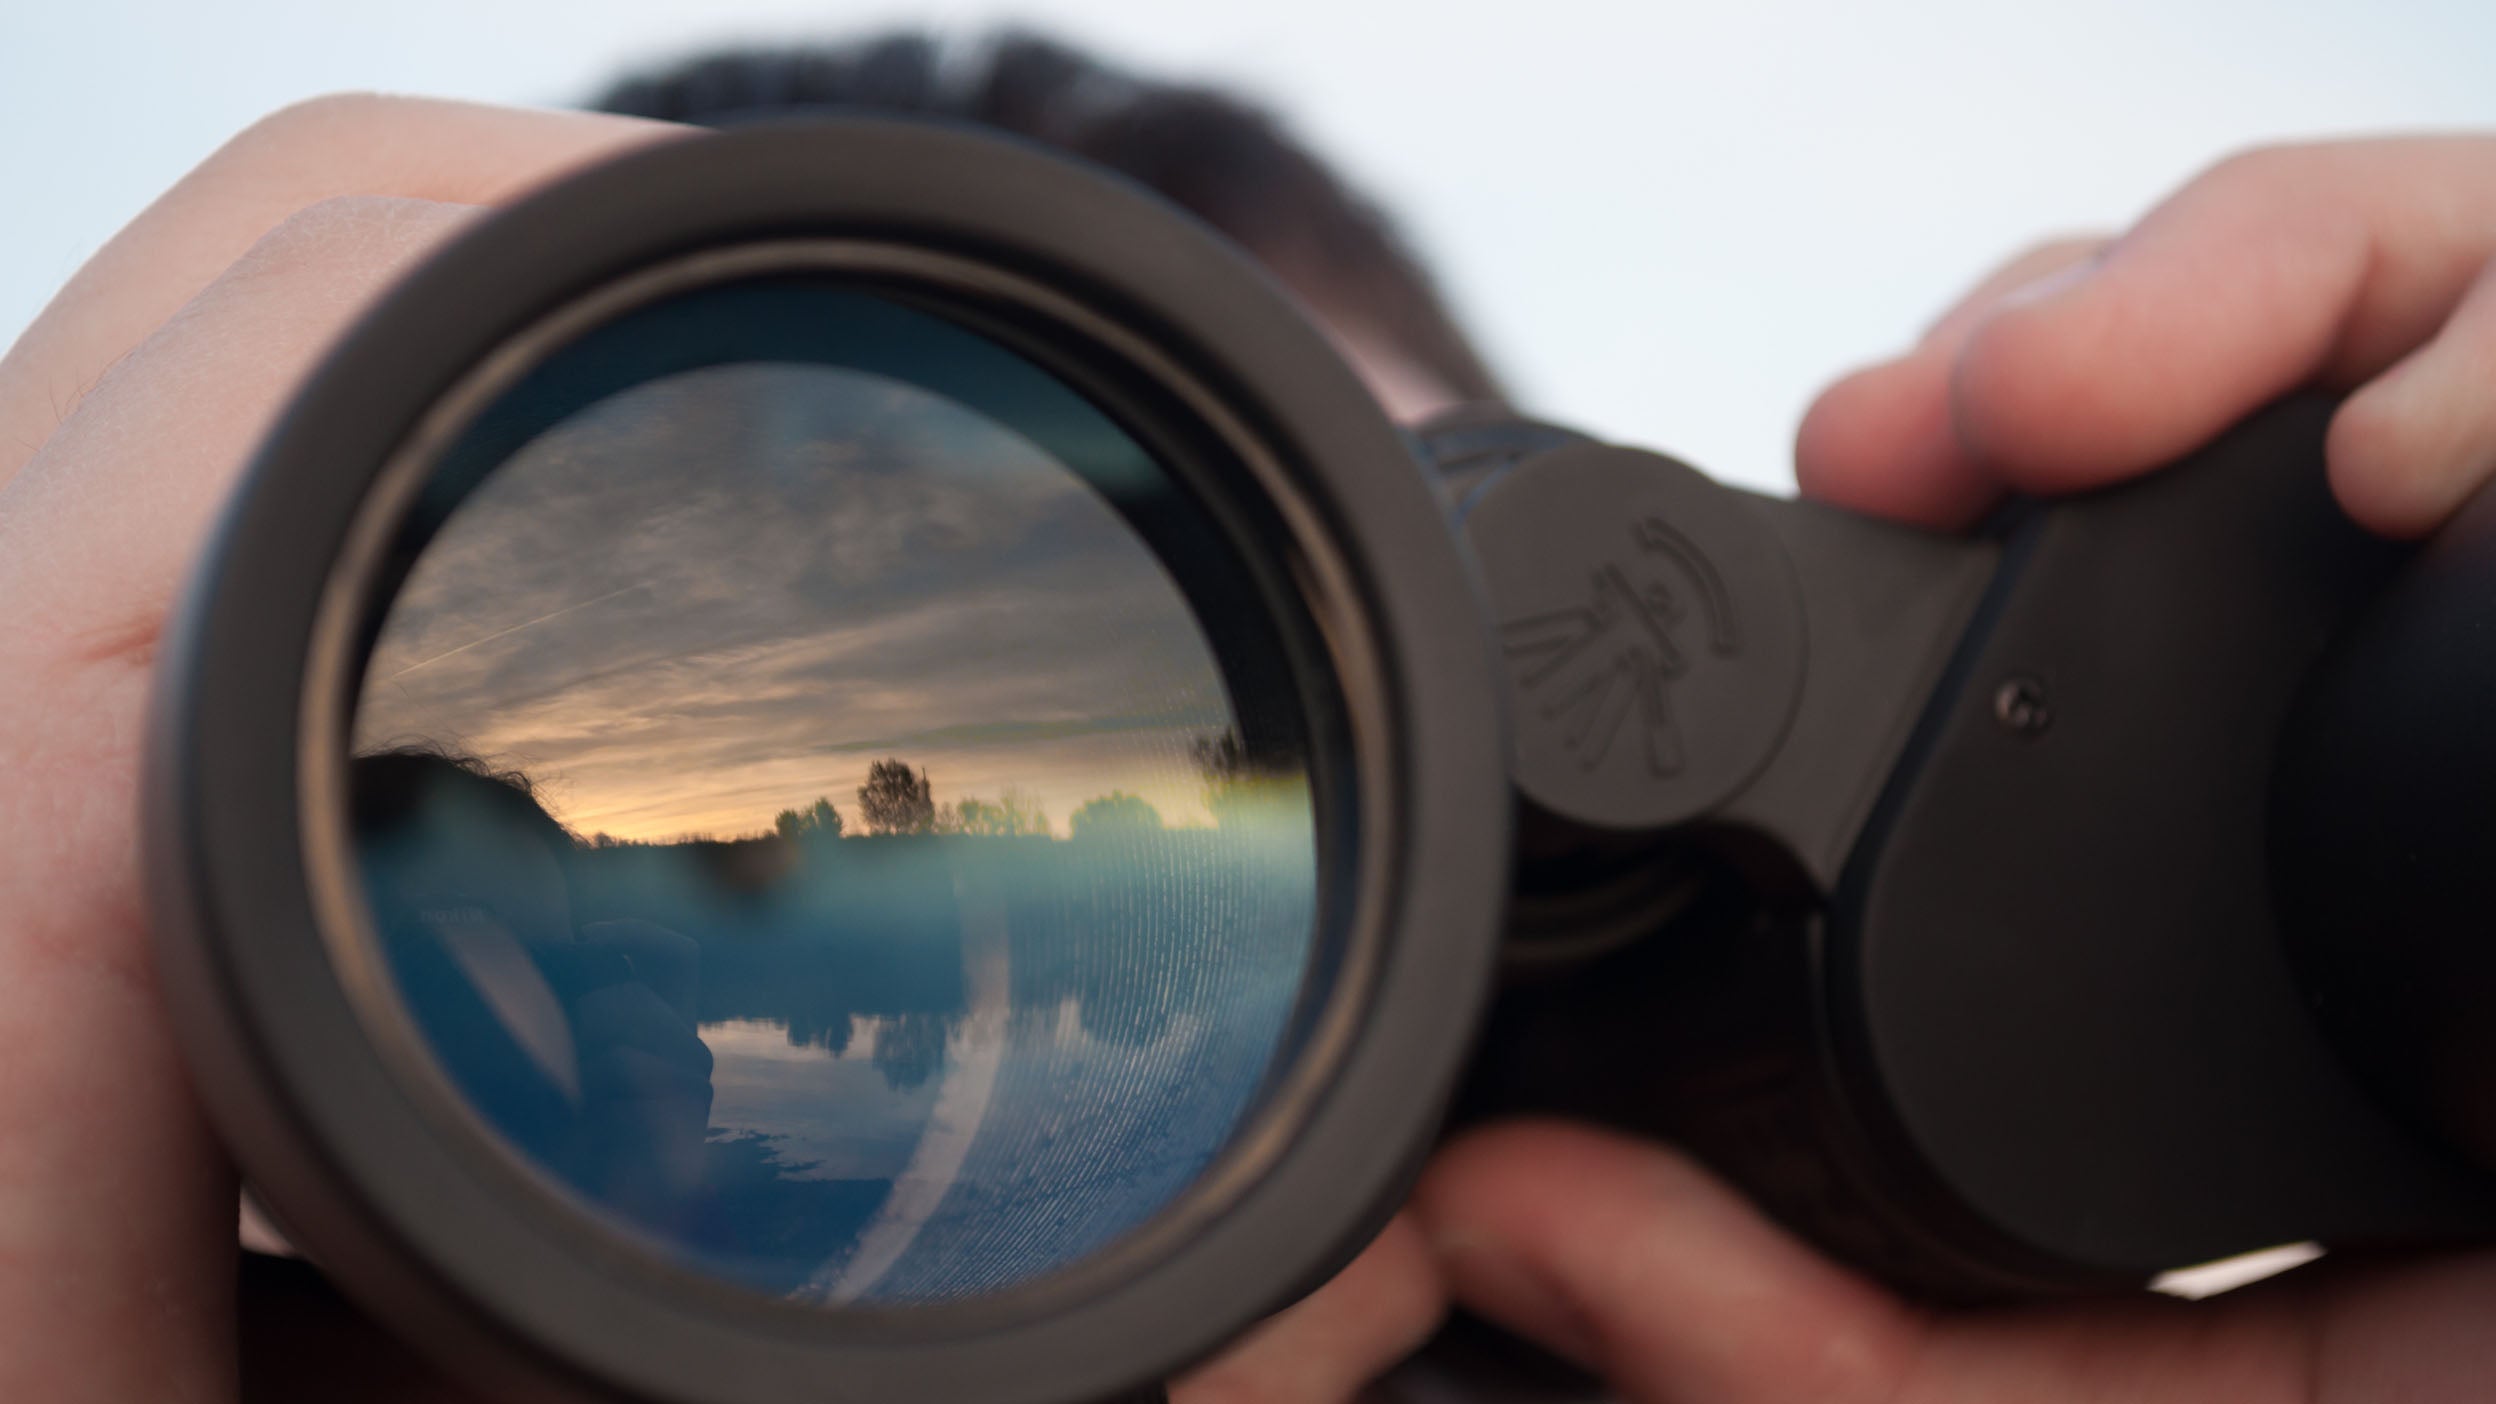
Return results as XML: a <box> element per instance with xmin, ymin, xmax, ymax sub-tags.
<box><xmin>373</xmin><ymin>798</ymin><xmax>575</xmax><ymax>948</ymax></box>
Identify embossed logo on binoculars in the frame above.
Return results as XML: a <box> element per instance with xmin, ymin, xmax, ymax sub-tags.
<box><xmin>1500</xmin><ymin>516</ymin><xmax>1743</xmax><ymax>776</ymax></box>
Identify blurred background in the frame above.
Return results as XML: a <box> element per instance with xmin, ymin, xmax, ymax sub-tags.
<box><xmin>6</xmin><ymin>0</ymin><xmax>2494</xmax><ymax>491</ymax></box>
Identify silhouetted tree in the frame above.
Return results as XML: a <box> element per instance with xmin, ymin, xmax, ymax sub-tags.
<box><xmin>1191</xmin><ymin>727</ymin><xmax>1303</xmax><ymax>827</ymax></box>
<box><xmin>857</xmin><ymin>759</ymin><xmax>936</xmax><ymax>834</ymax></box>
<box><xmin>1191</xmin><ymin>729</ymin><xmax>1251</xmax><ymax>787</ymax></box>
<box><xmin>936</xmin><ymin>787</ymin><xmax>1052</xmax><ymax>837</ymax></box>
<box><xmin>872</xmin><ymin>1012</ymin><xmax>950</xmax><ymax>1092</ymax></box>
<box><xmin>772</xmin><ymin>796</ymin><xmax>844</xmax><ymax>842</ymax></box>
<box><xmin>782</xmin><ymin>1006</ymin><xmax>854</xmax><ymax>1057</ymax></box>
<box><xmin>1069</xmin><ymin>791</ymin><xmax>1163</xmax><ymax>838</ymax></box>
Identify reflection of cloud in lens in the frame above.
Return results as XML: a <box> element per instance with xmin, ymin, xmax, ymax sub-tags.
<box><xmin>701</xmin><ymin>1018</ymin><xmax>937</xmax><ymax>1182</ymax></box>
<box><xmin>355</xmin><ymin>362</ymin><xmax>1264</xmax><ymax>840</ymax></box>
<box><xmin>378</xmin><ymin>584</ymin><xmax>651</xmax><ymax>682</ymax></box>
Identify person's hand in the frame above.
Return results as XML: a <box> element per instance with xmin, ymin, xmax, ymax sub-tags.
<box><xmin>1417</xmin><ymin>1121</ymin><xmax>2496</xmax><ymax>1403</ymax></box>
<box><xmin>1409</xmin><ymin>135</ymin><xmax>2496</xmax><ymax>1404</ymax></box>
<box><xmin>0</xmin><ymin>94</ymin><xmax>1443</xmax><ymax>1403</ymax></box>
<box><xmin>1795</xmin><ymin>135</ymin><xmax>2496</xmax><ymax>538</ymax></box>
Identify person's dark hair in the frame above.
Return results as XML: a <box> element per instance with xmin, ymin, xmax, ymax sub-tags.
<box><xmin>351</xmin><ymin>744</ymin><xmax>577</xmax><ymax>858</ymax></box>
<box><xmin>587</xmin><ymin>29</ymin><xmax>1506</xmax><ymax>404</ymax></box>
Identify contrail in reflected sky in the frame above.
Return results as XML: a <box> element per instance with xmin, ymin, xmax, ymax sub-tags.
<box><xmin>381</xmin><ymin>583</ymin><xmax>647</xmax><ymax>681</ymax></box>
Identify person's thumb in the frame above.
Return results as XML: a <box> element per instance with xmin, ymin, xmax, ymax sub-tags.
<box><xmin>1413</xmin><ymin>1120</ymin><xmax>1925</xmax><ymax>1404</ymax></box>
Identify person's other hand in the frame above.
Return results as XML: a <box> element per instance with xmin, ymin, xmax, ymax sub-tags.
<box><xmin>1406</xmin><ymin>134</ymin><xmax>2496</xmax><ymax>1404</ymax></box>
<box><xmin>1796</xmin><ymin>136</ymin><xmax>2496</xmax><ymax>538</ymax></box>
<box><xmin>0</xmin><ymin>94</ymin><xmax>1442</xmax><ymax>1403</ymax></box>
<box><xmin>1419</xmin><ymin>1121</ymin><xmax>2496</xmax><ymax>1402</ymax></box>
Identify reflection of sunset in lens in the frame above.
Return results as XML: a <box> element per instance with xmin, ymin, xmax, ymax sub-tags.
<box><xmin>356</xmin><ymin>363</ymin><xmax>1251</xmax><ymax>844</ymax></box>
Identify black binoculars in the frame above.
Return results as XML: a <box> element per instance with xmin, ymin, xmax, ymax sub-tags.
<box><xmin>148</xmin><ymin>120</ymin><xmax>2496</xmax><ymax>1404</ymax></box>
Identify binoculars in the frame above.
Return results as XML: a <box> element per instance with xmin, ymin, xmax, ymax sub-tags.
<box><xmin>147</xmin><ymin>120</ymin><xmax>2496</xmax><ymax>1404</ymax></box>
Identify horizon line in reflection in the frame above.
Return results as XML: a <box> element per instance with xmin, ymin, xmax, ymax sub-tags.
<box><xmin>354</xmin><ymin>734</ymin><xmax>1311</xmax><ymax>848</ymax></box>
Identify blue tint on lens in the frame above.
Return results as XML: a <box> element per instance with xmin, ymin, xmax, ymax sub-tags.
<box><xmin>347</xmin><ymin>284</ymin><xmax>1319</xmax><ymax>1305</ymax></box>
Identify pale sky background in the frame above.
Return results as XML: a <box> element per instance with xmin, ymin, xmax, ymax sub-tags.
<box><xmin>7</xmin><ymin>0</ymin><xmax>2496</xmax><ymax>492</ymax></box>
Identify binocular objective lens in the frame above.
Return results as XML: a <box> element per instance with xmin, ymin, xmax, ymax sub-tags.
<box><xmin>341</xmin><ymin>280</ymin><xmax>1320</xmax><ymax>1307</ymax></box>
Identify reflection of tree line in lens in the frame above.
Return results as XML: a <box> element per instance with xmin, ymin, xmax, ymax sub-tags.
<box><xmin>354</xmin><ymin>737</ymin><xmax>1313</xmax><ymax>1089</ymax></box>
<box><xmin>792</xmin><ymin>759</ymin><xmax>1057</xmax><ymax>842</ymax></box>
<box><xmin>578</xmin><ymin>742</ymin><xmax>1298</xmax><ymax>854</ymax></box>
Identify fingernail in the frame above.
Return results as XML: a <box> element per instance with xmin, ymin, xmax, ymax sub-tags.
<box><xmin>1429</xmin><ymin>1227</ymin><xmax>1605</xmax><ymax>1367</ymax></box>
<box><xmin>1997</xmin><ymin>253</ymin><xmax>2102</xmax><ymax>311</ymax></box>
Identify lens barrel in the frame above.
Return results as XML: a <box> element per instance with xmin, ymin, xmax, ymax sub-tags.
<box><xmin>147</xmin><ymin>119</ymin><xmax>1509</xmax><ymax>1404</ymax></box>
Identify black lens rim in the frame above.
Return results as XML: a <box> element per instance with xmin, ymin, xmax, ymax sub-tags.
<box><xmin>324</xmin><ymin>243</ymin><xmax>1364</xmax><ymax>1314</ymax></box>
<box><xmin>147</xmin><ymin>119</ymin><xmax>1510</xmax><ymax>1403</ymax></box>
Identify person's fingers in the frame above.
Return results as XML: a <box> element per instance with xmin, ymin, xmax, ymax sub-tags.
<box><xmin>1414</xmin><ymin>1121</ymin><xmax>1923</xmax><ymax>1404</ymax></box>
<box><xmin>0</xmin><ymin>936</ymin><xmax>238</xmax><ymax>1404</ymax></box>
<box><xmin>0</xmin><ymin>126</ymin><xmax>653</xmax><ymax>1398</ymax></box>
<box><xmin>1171</xmin><ymin>1214</ymin><xmax>1447</xmax><ymax>1404</ymax></box>
<box><xmin>2327</xmin><ymin>255</ymin><xmax>2496</xmax><ymax>535</ymax></box>
<box><xmin>1951</xmin><ymin>137</ymin><xmax>2496</xmax><ymax>502</ymax></box>
<box><xmin>1797</xmin><ymin>236</ymin><xmax>2106</xmax><ymax>528</ymax></box>
<box><xmin>0</xmin><ymin>94</ymin><xmax>679</xmax><ymax>485</ymax></box>
<box><xmin>0</xmin><ymin>196</ymin><xmax>484</xmax><ymax>653</ymax></box>
<box><xmin>0</xmin><ymin>196</ymin><xmax>480</xmax><ymax>1404</ymax></box>
<box><xmin>2295</xmin><ymin>1251</ymin><xmax>2496</xmax><ymax>1402</ymax></box>
<box><xmin>1918</xmin><ymin>239</ymin><xmax>2116</xmax><ymax>350</ymax></box>
<box><xmin>1802</xmin><ymin>138</ymin><xmax>2496</xmax><ymax>538</ymax></box>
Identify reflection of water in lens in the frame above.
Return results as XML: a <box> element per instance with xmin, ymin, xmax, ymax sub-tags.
<box><xmin>548</xmin><ymin>824</ymin><xmax>1314</xmax><ymax>1300</ymax></box>
<box><xmin>349</xmin><ymin>301</ymin><xmax>1318</xmax><ymax>1307</ymax></box>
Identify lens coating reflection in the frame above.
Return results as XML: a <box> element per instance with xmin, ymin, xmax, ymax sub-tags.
<box><xmin>345</xmin><ymin>282</ymin><xmax>1318</xmax><ymax>1305</ymax></box>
